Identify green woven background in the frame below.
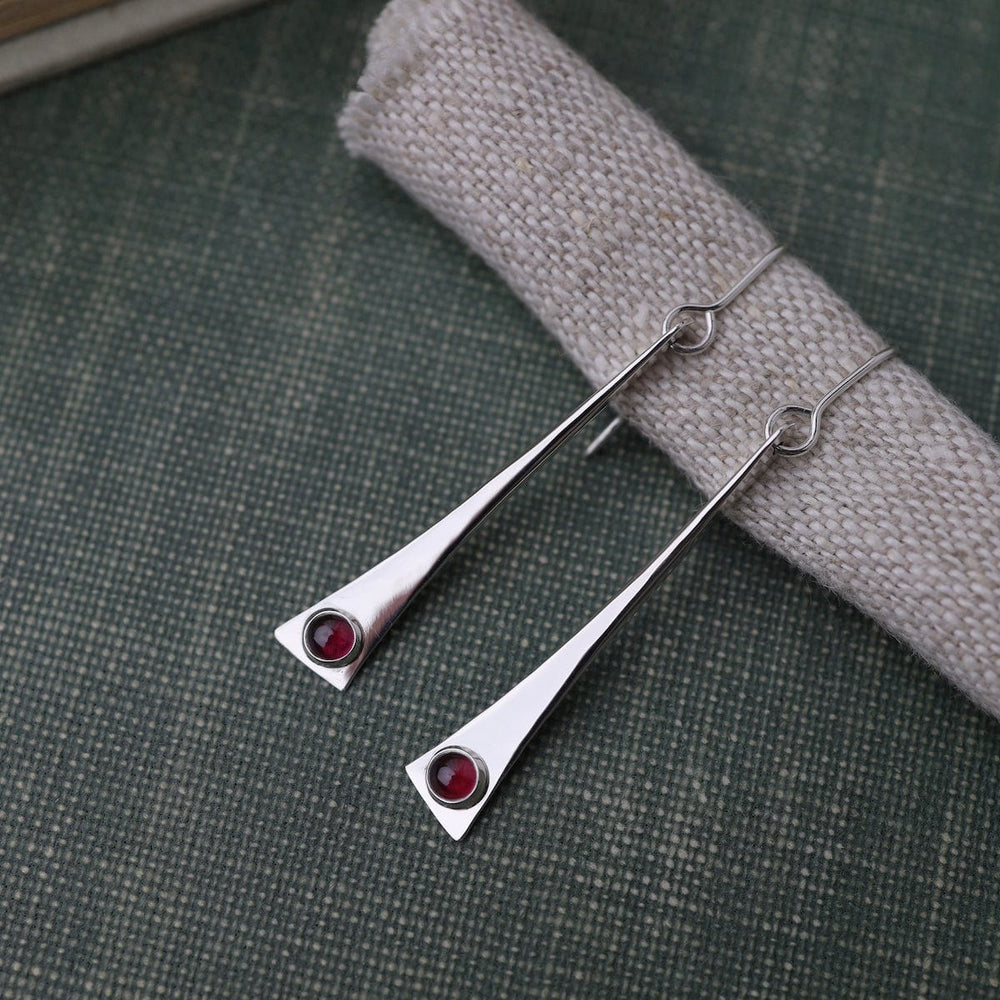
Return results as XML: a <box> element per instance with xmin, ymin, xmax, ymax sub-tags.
<box><xmin>2</xmin><ymin>1</ymin><xmax>998</xmax><ymax>997</ymax></box>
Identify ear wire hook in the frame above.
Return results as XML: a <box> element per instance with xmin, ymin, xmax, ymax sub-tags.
<box><xmin>582</xmin><ymin>414</ymin><xmax>625</xmax><ymax>457</ymax></box>
<box><xmin>665</xmin><ymin>243</ymin><xmax>787</xmax><ymax>355</ymax></box>
<box><xmin>406</xmin><ymin>347</ymin><xmax>896</xmax><ymax>840</ymax></box>
<box><xmin>584</xmin><ymin>246</ymin><xmax>786</xmax><ymax>456</ymax></box>
<box><xmin>275</xmin><ymin>246</ymin><xmax>784</xmax><ymax>690</ymax></box>
<box><xmin>766</xmin><ymin>347</ymin><xmax>897</xmax><ymax>456</ymax></box>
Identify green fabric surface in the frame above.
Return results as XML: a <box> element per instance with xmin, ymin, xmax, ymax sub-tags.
<box><xmin>1</xmin><ymin>1</ymin><xmax>998</xmax><ymax>997</ymax></box>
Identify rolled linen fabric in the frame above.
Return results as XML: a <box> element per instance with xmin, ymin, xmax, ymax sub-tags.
<box><xmin>339</xmin><ymin>0</ymin><xmax>1000</xmax><ymax>718</ymax></box>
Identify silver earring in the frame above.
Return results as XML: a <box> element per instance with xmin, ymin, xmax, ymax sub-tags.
<box><xmin>274</xmin><ymin>246</ymin><xmax>783</xmax><ymax>690</ymax></box>
<box><xmin>405</xmin><ymin>346</ymin><xmax>897</xmax><ymax>840</ymax></box>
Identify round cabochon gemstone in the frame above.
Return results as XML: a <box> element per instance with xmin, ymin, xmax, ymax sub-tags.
<box><xmin>427</xmin><ymin>749</ymin><xmax>481</xmax><ymax>803</ymax></box>
<box><xmin>304</xmin><ymin>612</ymin><xmax>358</xmax><ymax>663</ymax></box>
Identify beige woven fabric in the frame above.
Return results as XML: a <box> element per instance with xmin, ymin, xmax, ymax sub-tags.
<box><xmin>339</xmin><ymin>0</ymin><xmax>1000</xmax><ymax>718</ymax></box>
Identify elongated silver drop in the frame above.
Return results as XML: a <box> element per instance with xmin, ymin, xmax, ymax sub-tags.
<box><xmin>407</xmin><ymin>348</ymin><xmax>897</xmax><ymax>838</ymax></box>
<box><xmin>275</xmin><ymin>247</ymin><xmax>784</xmax><ymax>690</ymax></box>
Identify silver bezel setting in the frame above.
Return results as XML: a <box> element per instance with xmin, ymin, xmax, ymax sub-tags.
<box><xmin>301</xmin><ymin>609</ymin><xmax>363</xmax><ymax>667</ymax></box>
<box><xmin>425</xmin><ymin>747</ymin><xmax>489</xmax><ymax>809</ymax></box>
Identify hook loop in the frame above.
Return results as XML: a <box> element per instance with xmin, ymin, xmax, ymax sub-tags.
<box><xmin>664</xmin><ymin>244</ymin><xmax>784</xmax><ymax>355</ymax></box>
<box><xmin>767</xmin><ymin>347</ymin><xmax>897</xmax><ymax>456</ymax></box>
<box><xmin>766</xmin><ymin>404</ymin><xmax>819</xmax><ymax>455</ymax></box>
<box><xmin>663</xmin><ymin>306</ymin><xmax>716</xmax><ymax>354</ymax></box>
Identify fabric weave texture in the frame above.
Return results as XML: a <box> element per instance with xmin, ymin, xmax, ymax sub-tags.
<box><xmin>2</xmin><ymin>1</ymin><xmax>999</xmax><ymax>997</ymax></box>
<box><xmin>340</xmin><ymin>0</ymin><xmax>1000</xmax><ymax>718</ymax></box>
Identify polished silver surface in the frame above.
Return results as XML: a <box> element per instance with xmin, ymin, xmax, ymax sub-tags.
<box><xmin>276</xmin><ymin>247</ymin><xmax>785</xmax><ymax>690</ymax></box>
<box><xmin>406</xmin><ymin>431</ymin><xmax>781</xmax><ymax>839</ymax></box>
<box><xmin>408</xmin><ymin>346</ymin><xmax>898</xmax><ymax>839</ymax></box>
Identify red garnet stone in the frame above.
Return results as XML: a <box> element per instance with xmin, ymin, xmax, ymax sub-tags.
<box><xmin>427</xmin><ymin>749</ymin><xmax>482</xmax><ymax>804</ymax></box>
<box><xmin>304</xmin><ymin>611</ymin><xmax>359</xmax><ymax>663</ymax></box>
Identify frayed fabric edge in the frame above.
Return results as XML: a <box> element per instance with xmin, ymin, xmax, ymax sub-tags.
<box><xmin>338</xmin><ymin>0</ymin><xmax>470</xmax><ymax>155</ymax></box>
